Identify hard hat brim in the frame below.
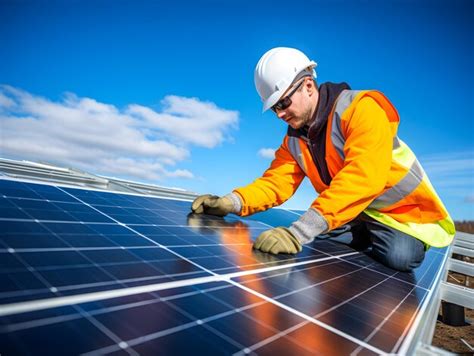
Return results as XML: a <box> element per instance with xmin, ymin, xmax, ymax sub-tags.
<box><xmin>262</xmin><ymin>90</ymin><xmax>285</xmax><ymax>113</ymax></box>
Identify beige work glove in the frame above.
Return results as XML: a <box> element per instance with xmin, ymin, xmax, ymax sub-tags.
<box><xmin>253</xmin><ymin>227</ymin><xmax>303</xmax><ymax>255</ymax></box>
<box><xmin>191</xmin><ymin>194</ymin><xmax>234</xmax><ymax>217</ymax></box>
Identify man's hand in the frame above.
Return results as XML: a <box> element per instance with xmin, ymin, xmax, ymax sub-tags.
<box><xmin>253</xmin><ymin>227</ymin><xmax>302</xmax><ymax>254</ymax></box>
<box><xmin>191</xmin><ymin>194</ymin><xmax>234</xmax><ymax>217</ymax></box>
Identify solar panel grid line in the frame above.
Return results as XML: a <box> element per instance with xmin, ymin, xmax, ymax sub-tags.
<box><xmin>70</xmin><ymin>304</ymin><xmax>139</xmax><ymax>356</ymax></box>
<box><xmin>220</xmin><ymin>251</ymin><xmax>358</xmax><ymax>280</ymax></box>
<box><xmin>228</xmin><ymin>262</ymin><xmax>387</xmax><ymax>354</ymax></box>
<box><xmin>226</xmin><ymin>278</ymin><xmax>388</xmax><ymax>355</ymax></box>
<box><xmin>0</xmin><ymin>250</ymin><xmax>359</xmax><ymax>317</ymax></box>
<box><xmin>350</xmin><ymin>247</ymin><xmax>444</xmax><ymax>355</ymax></box>
<box><xmin>4</xmin><ymin>283</ymin><xmax>232</xmax><ymax>334</ymax></box>
<box><xmin>55</xmin><ymin>186</ymin><xmax>224</xmax><ymax>282</ymax></box>
<box><xmin>391</xmin><ymin>242</ymin><xmax>452</xmax><ymax>355</ymax></box>
<box><xmin>82</xmin><ymin>308</ymin><xmax>243</xmax><ymax>355</ymax></box>
<box><xmin>390</xmin><ymin>255</ymin><xmax>446</xmax><ymax>353</ymax></box>
<box><xmin>329</xmin><ymin>253</ymin><xmax>433</xmax><ymax>292</ymax></box>
<box><xmin>4</xmin><ymin>309</ymin><xmax>81</xmax><ymax>333</ymax></box>
<box><xmin>90</xmin><ymin>286</ymin><xmax>249</xmax><ymax>354</ymax></box>
<box><xmin>6</xmin><ymin>254</ymin><xmax>392</xmax><ymax>354</ymax></box>
<box><xmin>3</xmin><ymin>242</ymin><xmax>58</xmax><ymax>297</ymax></box>
<box><xmin>3</xmin><ymin>256</ymin><xmax>360</xmax><ymax>335</ymax></box>
<box><xmin>2</xmin><ymin>211</ymin><xmax>210</xmax><ymax>301</ymax></box>
<box><xmin>231</xmin><ymin>263</ymin><xmax>393</xmax><ymax>354</ymax></box>
<box><xmin>351</xmin><ymin>282</ymin><xmax>420</xmax><ymax>356</ymax></box>
<box><xmin>82</xmin><ymin>261</ymin><xmax>377</xmax><ymax>355</ymax></box>
<box><xmin>0</xmin><ymin>266</ymin><xmax>207</xmax><ymax>302</ymax></box>
<box><xmin>0</xmin><ymin>274</ymin><xmax>219</xmax><ymax>317</ymax></box>
<box><xmin>232</xmin><ymin>320</ymin><xmax>308</xmax><ymax>356</ymax></box>
<box><xmin>136</xmin><ymin>299</ymin><xmax>256</xmax><ymax>353</ymax></box>
<box><xmin>312</xmin><ymin>269</ymin><xmax>398</xmax><ymax>321</ymax></box>
<box><xmin>0</xmin><ymin>241</ymin><xmax>261</xmax><ymax>254</ymax></box>
<box><xmin>100</xmin><ymin>299</ymin><xmax>288</xmax><ymax>356</ymax></box>
<box><xmin>0</xmin><ymin>217</ymin><xmax>119</xmax><ymax>224</ymax></box>
<box><xmin>0</xmin><ymin>245</ymin><xmax>167</xmax><ymax>253</ymax></box>
<box><xmin>237</xmin><ymin>266</ymin><xmax>403</xmax><ymax>353</ymax></box>
<box><xmin>231</xmin><ymin>253</ymin><xmax>446</xmax><ymax>354</ymax></box>
<box><xmin>237</xmin><ymin>260</ymin><xmax>371</xmax><ymax>302</ymax></box>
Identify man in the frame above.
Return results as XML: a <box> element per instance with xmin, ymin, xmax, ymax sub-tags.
<box><xmin>191</xmin><ymin>47</ymin><xmax>455</xmax><ymax>272</ymax></box>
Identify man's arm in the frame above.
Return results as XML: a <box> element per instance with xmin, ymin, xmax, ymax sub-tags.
<box><xmin>191</xmin><ymin>136</ymin><xmax>305</xmax><ymax>218</ymax></box>
<box><xmin>232</xmin><ymin>136</ymin><xmax>306</xmax><ymax>216</ymax></box>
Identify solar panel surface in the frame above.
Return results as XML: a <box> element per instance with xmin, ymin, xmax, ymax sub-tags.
<box><xmin>0</xmin><ymin>179</ymin><xmax>449</xmax><ymax>355</ymax></box>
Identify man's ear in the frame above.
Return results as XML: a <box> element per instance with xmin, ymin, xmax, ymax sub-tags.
<box><xmin>305</xmin><ymin>78</ymin><xmax>317</xmax><ymax>96</ymax></box>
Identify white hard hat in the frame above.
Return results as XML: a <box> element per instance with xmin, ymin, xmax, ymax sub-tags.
<box><xmin>254</xmin><ymin>47</ymin><xmax>317</xmax><ymax>112</ymax></box>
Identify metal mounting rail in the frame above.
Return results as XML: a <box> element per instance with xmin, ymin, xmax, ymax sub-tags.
<box><xmin>0</xmin><ymin>157</ymin><xmax>198</xmax><ymax>200</ymax></box>
<box><xmin>415</xmin><ymin>231</ymin><xmax>473</xmax><ymax>355</ymax></box>
<box><xmin>440</xmin><ymin>282</ymin><xmax>474</xmax><ymax>309</ymax></box>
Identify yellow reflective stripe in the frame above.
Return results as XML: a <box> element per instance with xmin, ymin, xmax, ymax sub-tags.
<box><xmin>364</xmin><ymin>209</ymin><xmax>455</xmax><ymax>247</ymax></box>
<box><xmin>287</xmin><ymin>136</ymin><xmax>306</xmax><ymax>174</ymax></box>
<box><xmin>370</xmin><ymin>139</ymin><xmax>424</xmax><ymax>209</ymax></box>
<box><xmin>369</xmin><ymin>159</ymin><xmax>424</xmax><ymax>210</ymax></box>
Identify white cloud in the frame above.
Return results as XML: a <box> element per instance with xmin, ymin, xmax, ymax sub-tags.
<box><xmin>127</xmin><ymin>95</ymin><xmax>239</xmax><ymax>148</ymax></box>
<box><xmin>0</xmin><ymin>93</ymin><xmax>15</xmax><ymax>108</ymax></box>
<box><xmin>0</xmin><ymin>85</ymin><xmax>239</xmax><ymax>182</ymax></box>
<box><xmin>258</xmin><ymin>148</ymin><xmax>276</xmax><ymax>159</ymax></box>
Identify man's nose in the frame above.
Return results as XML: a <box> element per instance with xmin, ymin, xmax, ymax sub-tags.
<box><xmin>276</xmin><ymin>110</ymin><xmax>286</xmax><ymax>119</ymax></box>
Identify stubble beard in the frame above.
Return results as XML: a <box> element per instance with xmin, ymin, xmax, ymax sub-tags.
<box><xmin>298</xmin><ymin>105</ymin><xmax>314</xmax><ymax>128</ymax></box>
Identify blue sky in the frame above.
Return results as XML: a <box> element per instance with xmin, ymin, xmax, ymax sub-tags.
<box><xmin>0</xmin><ymin>0</ymin><xmax>473</xmax><ymax>220</ymax></box>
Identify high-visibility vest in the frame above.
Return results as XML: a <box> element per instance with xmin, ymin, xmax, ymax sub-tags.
<box><xmin>234</xmin><ymin>90</ymin><xmax>455</xmax><ymax>248</ymax></box>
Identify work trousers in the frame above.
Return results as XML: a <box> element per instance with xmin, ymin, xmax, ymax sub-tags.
<box><xmin>317</xmin><ymin>213</ymin><xmax>426</xmax><ymax>272</ymax></box>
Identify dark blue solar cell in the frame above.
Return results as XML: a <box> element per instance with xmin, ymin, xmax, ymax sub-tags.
<box><xmin>0</xmin><ymin>315</ymin><xmax>118</xmax><ymax>355</ymax></box>
<box><xmin>106</xmin><ymin>214</ymin><xmax>150</xmax><ymax>225</ymax></box>
<box><xmin>8</xmin><ymin>199</ymin><xmax>57</xmax><ymax>210</ymax></box>
<box><xmin>132</xmin><ymin>324</ymin><xmax>241</xmax><ymax>355</ymax></box>
<box><xmin>0</xmin><ymin>187</ymin><xmax>43</xmax><ymax>200</ymax></box>
<box><xmin>0</xmin><ymin>198</ymin><xmax>16</xmax><ymax>208</ymax></box>
<box><xmin>0</xmin><ymin>227</ymin><xmax>68</xmax><ymax>249</ymax></box>
<box><xmin>87</xmin><ymin>223</ymin><xmax>139</xmax><ymax>235</ymax></box>
<box><xmin>0</xmin><ymin>220</ymin><xmax>50</xmax><ymax>235</ymax></box>
<box><xmin>20</xmin><ymin>250</ymin><xmax>90</xmax><ymax>268</ymax></box>
<box><xmin>24</xmin><ymin>183</ymin><xmax>79</xmax><ymax>203</ymax></box>
<box><xmin>0</xmin><ymin>253</ymin><xmax>25</xmax><ymax>269</ymax></box>
<box><xmin>0</xmin><ymin>202</ymin><xmax>31</xmax><ymax>220</ymax></box>
<box><xmin>0</xmin><ymin>269</ymin><xmax>46</xmax><ymax>293</ymax></box>
<box><xmin>36</xmin><ymin>265</ymin><xmax>116</xmax><ymax>288</ymax></box>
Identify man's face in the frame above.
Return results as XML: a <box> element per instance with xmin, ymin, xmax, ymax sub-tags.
<box><xmin>273</xmin><ymin>78</ymin><xmax>317</xmax><ymax>130</ymax></box>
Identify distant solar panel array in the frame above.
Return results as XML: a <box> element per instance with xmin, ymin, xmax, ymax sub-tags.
<box><xmin>0</xmin><ymin>175</ymin><xmax>452</xmax><ymax>355</ymax></box>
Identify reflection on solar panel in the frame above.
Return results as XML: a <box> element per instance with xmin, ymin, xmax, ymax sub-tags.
<box><xmin>0</xmin><ymin>178</ymin><xmax>450</xmax><ymax>355</ymax></box>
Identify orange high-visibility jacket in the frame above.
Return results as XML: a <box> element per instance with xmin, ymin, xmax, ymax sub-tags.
<box><xmin>233</xmin><ymin>90</ymin><xmax>455</xmax><ymax>247</ymax></box>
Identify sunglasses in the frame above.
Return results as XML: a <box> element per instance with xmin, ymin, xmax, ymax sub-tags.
<box><xmin>271</xmin><ymin>79</ymin><xmax>305</xmax><ymax>112</ymax></box>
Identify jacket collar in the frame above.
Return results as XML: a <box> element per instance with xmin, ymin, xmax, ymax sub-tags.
<box><xmin>287</xmin><ymin>82</ymin><xmax>350</xmax><ymax>138</ymax></box>
<box><xmin>308</xmin><ymin>82</ymin><xmax>350</xmax><ymax>139</ymax></box>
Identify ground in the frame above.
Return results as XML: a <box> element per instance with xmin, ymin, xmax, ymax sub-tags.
<box><xmin>432</xmin><ymin>271</ymin><xmax>473</xmax><ymax>354</ymax></box>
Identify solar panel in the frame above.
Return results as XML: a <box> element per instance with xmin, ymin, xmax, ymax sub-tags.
<box><xmin>0</xmin><ymin>178</ymin><xmax>449</xmax><ymax>355</ymax></box>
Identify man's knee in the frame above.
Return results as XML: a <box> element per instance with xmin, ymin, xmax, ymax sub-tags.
<box><xmin>370</xmin><ymin>227</ymin><xmax>426</xmax><ymax>272</ymax></box>
<box><xmin>374</xmin><ymin>245</ymin><xmax>425</xmax><ymax>271</ymax></box>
